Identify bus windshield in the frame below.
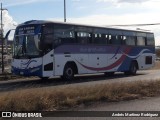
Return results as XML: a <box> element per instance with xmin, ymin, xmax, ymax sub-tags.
<box><xmin>13</xmin><ymin>24</ymin><xmax>42</xmax><ymax>59</ymax></box>
<box><xmin>13</xmin><ymin>34</ymin><xmax>41</xmax><ymax>59</ymax></box>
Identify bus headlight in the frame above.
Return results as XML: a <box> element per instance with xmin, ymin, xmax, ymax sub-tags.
<box><xmin>30</xmin><ymin>68</ymin><xmax>40</xmax><ymax>73</ymax></box>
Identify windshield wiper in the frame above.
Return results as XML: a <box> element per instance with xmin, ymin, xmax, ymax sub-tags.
<box><xmin>16</xmin><ymin>45</ymin><xmax>28</xmax><ymax>59</ymax></box>
<box><xmin>16</xmin><ymin>45</ymin><xmax>22</xmax><ymax>57</ymax></box>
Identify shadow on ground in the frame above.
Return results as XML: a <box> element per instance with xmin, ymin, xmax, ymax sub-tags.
<box><xmin>0</xmin><ymin>72</ymin><xmax>147</xmax><ymax>92</ymax></box>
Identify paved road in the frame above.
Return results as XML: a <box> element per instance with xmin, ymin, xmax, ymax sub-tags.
<box><xmin>0</xmin><ymin>70</ymin><xmax>160</xmax><ymax>92</ymax></box>
<box><xmin>82</xmin><ymin>96</ymin><xmax>160</xmax><ymax>111</ymax></box>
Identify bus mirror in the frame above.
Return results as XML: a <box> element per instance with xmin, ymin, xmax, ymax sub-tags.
<box><xmin>34</xmin><ymin>35</ymin><xmax>42</xmax><ymax>51</ymax></box>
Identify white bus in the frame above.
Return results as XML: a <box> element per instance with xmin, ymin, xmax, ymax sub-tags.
<box><xmin>11</xmin><ymin>20</ymin><xmax>155</xmax><ymax>80</ymax></box>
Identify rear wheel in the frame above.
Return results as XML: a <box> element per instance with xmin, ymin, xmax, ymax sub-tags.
<box><xmin>62</xmin><ymin>64</ymin><xmax>75</xmax><ymax>80</ymax></box>
<box><xmin>124</xmin><ymin>61</ymin><xmax>137</xmax><ymax>75</ymax></box>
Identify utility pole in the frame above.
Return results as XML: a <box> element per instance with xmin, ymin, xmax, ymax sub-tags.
<box><xmin>64</xmin><ymin>0</ymin><xmax>66</xmax><ymax>22</ymax></box>
<box><xmin>0</xmin><ymin>3</ymin><xmax>7</xmax><ymax>73</ymax></box>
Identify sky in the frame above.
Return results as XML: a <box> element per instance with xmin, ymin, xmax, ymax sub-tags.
<box><xmin>0</xmin><ymin>0</ymin><xmax>160</xmax><ymax>45</ymax></box>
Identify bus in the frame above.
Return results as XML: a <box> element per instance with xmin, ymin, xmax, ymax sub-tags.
<box><xmin>11</xmin><ymin>20</ymin><xmax>155</xmax><ymax>80</ymax></box>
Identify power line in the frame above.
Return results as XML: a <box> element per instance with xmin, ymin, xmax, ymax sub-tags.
<box><xmin>108</xmin><ymin>23</ymin><xmax>160</xmax><ymax>27</ymax></box>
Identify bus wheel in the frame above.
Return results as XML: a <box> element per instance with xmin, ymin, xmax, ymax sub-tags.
<box><xmin>62</xmin><ymin>64</ymin><xmax>74</xmax><ymax>80</ymax></box>
<box><xmin>125</xmin><ymin>62</ymin><xmax>137</xmax><ymax>75</ymax></box>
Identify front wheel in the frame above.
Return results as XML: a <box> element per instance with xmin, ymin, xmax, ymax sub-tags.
<box><xmin>62</xmin><ymin>64</ymin><xmax>75</xmax><ymax>80</ymax></box>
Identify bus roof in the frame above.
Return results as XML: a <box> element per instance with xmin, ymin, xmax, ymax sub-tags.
<box><xmin>18</xmin><ymin>20</ymin><xmax>153</xmax><ymax>34</ymax></box>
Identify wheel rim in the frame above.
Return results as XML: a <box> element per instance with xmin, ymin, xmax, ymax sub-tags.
<box><xmin>66</xmin><ymin>68</ymin><xmax>73</xmax><ymax>77</ymax></box>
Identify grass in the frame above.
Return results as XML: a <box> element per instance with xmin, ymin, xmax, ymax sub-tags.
<box><xmin>0</xmin><ymin>72</ymin><xmax>23</xmax><ymax>81</ymax></box>
<box><xmin>152</xmin><ymin>61</ymin><xmax>160</xmax><ymax>69</ymax></box>
<box><xmin>0</xmin><ymin>72</ymin><xmax>33</xmax><ymax>81</ymax></box>
<box><xmin>1</xmin><ymin>80</ymin><xmax>160</xmax><ymax>111</ymax></box>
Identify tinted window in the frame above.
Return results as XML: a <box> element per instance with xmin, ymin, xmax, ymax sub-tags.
<box><xmin>93</xmin><ymin>28</ymin><xmax>108</xmax><ymax>45</ymax></box>
<box><xmin>146</xmin><ymin>34</ymin><xmax>155</xmax><ymax>46</ymax></box>
<box><xmin>43</xmin><ymin>25</ymin><xmax>54</xmax><ymax>52</ymax></box>
<box><xmin>125</xmin><ymin>36</ymin><xmax>136</xmax><ymax>46</ymax></box>
<box><xmin>75</xmin><ymin>26</ymin><xmax>92</xmax><ymax>44</ymax></box>
<box><xmin>137</xmin><ymin>36</ymin><xmax>146</xmax><ymax>46</ymax></box>
<box><xmin>110</xmin><ymin>35</ymin><xmax>122</xmax><ymax>45</ymax></box>
<box><xmin>77</xmin><ymin>32</ymin><xmax>91</xmax><ymax>44</ymax></box>
<box><xmin>43</xmin><ymin>26</ymin><xmax>54</xmax><ymax>34</ymax></box>
<box><xmin>54</xmin><ymin>24</ymin><xmax>75</xmax><ymax>46</ymax></box>
<box><xmin>122</xmin><ymin>36</ymin><xmax>126</xmax><ymax>45</ymax></box>
<box><xmin>108</xmin><ymin>35</ymin><xmax>112</xmax><ymax>44</ymax></box>
<box><xmin>147</xmin><ymin>37</ymin><xmax>155</xmax><ymax>46</ymax></box>
<box><xmin>93</xmin><ymin>33</ymin><xmax>107</xmax><ymax>44</ymax></box>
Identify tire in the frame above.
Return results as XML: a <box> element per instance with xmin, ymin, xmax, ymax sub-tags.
<box><xmin>124</xmin><ymin>61</ymin><xmax>137</xmax><ymax>75</ymax></box>
<box><xmin>62</xmin><ymin>64</ymin><xmax>75</xmax><ymax>80</ymax></box>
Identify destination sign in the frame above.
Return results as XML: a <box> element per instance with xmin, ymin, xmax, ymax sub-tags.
<box><xmin>18</xmin><ymin>26</ymin><xmax>35</xmax><ymax>35</ymax></box>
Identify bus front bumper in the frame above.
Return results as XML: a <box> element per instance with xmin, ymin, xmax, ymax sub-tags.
<box><xmin>11</xmin><ymin>66</ymin><xmax>42</xmax><ymax>77</ymax></box>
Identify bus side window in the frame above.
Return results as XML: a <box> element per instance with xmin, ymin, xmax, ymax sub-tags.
<box><xmin>77</xmin><ymin>32</ymin><xmax>90</xmax><ymax>44</ymax></box>
<box><xmin>108</xmin><ymin>35</ymin><xmax>112</xmax><ymax>44</ymax></box>
<box><xmin>93</xmin><ymin>33</ymin><xmax>101</xmax><ymax>44</ymax></box>
<box><xmin>101</xmin><ymin>34</ymin><xmax>107</xmax><ymax>44</ymax></box>
<box><xmin>146</xmin><ymin>36</ymin><xmax>155</xmax><ymax>46</ymax></box>
<box><xmin>118</xmin><ymin>35</ymin><xmax>123</xmax><ymax>44</ymax></box>
<box><xmin>126</xmin><ymin>36</ymin><xmax>136</xmax><ymax>46</ymax></box>
<box><xmin>105</xmin><ymin>35</ymin><xmax>108</xmax><ymax>44</ymax></box>
<box><xmin>145</xmin><ymin>37</ymin><xmax>147</xmax><ymax>46</ymax></box>
<box><xmin>54</xmin><ymin>25</ymin><xmax>75</xmax><ymax>47</ymax></box>
<box><xmin>89</xmin><ymin>33</ymin><xmax>92</xmax><ymax>43</ymax></box>
<box><xmin>122</xmin><ymin>36</ymin><xmax>126</xmax><ymax>45</ymax></box>
<box><xmin>137</xmin><ymin>36</ymin><xmax>146</xmax><ymax>46</ymax></box>
<box><xmin>43</xmin><ymin>25</ymin><xmax>54</xmax><ymax>52</ymax></box>
<box><xmin>110</xmin><ymin>35</ymin><xmax>122</xmax><ymax>45</ymax></box>
<box><xmin>110</xmin><ymin>35</ymin><xmax>116</xmax><ymax>44</ymax></box>
<box><xmin>43</xmin><ymin>34</ymin><xmax>53</xmax><ymax>52</ymax></box>
<box><xmin>61</xmin><ymin>31</ymin><xmax>75</xmax><ymax>44</ymax></box>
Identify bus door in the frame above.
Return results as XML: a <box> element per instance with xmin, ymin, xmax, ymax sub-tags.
<box><xmin>42</xmin><ymin>50</ymin><xmax>54</xmax><ymax>77</ymax></box>
<box><xmin>42</xmin><ymin>27</ymin><xmax>55</xmax><ymax>77</ymax></box>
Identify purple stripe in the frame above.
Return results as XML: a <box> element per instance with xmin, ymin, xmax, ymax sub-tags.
<box><xmin>54</xmin><ymin>44</ymin><xmax>129</xmax><ymax>54</ymax></box>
